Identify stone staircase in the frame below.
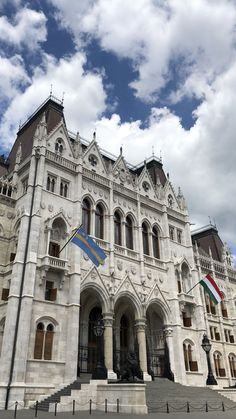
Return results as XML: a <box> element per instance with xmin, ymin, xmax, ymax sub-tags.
<box><xmin>36</xmin><ymin>375</ymin><xmax>91</xmax><ymax>411</ymax></box>
<box><xmin>35</xmin><ymin>375</ymin><xmax>236</xmax><ymax>413</ymax></box>
<box><xmin>146</xmin><ymin>378</ymin><xmax>236</xmax><ymax>413</ymax></box>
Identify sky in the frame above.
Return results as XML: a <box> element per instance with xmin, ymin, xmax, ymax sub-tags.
<box><xmin>0</xmin><ymin>0</ymin><xmax>236</xmax><ymax>262</ymax></box>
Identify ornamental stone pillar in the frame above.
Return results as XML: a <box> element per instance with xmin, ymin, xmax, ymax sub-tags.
<box><xmin>163</xmin><ymin>327</ymin><xmax>175</xmax><ymax>380</ymax></box>
<box><xmin>135</xmin><ymin>319</ymin><xmax>152</xmax><ymax>381</ymax></box>
<box><xmin>103</xmin><ymin>313</ymin><xmax>117</xmax><ymax>379</ymax></box>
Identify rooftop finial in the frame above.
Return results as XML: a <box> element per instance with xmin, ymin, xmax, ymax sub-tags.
<box><xmin>93</xmin><ymin>130</ymin><xmax>96</xmax><ymax>141</ymax></box>
<box><xmin>208</xmin><ymin>216</ymin><xmax>212</xmax><ymax>225</ymax></box>
<box><xmin>120</xmin><ymin>145</ymin><xmax>123</xmax><ymax>155</ymax></box>
<box><xmin>152</xmin><ymin>145</ymin><xmax>154</xmax><ymax>158</ymax></box>
<box><xmin>50</xmin><ymin>84</ymin><xmax>53</xmax><ymax>97</ymax></box>
<box><xmin>61</xmin><ymin>92</ymin><xmax>65</xmax><ymax>105</ymax></box>
<box><xmin>160</xmin><ymin>149</ymin><xmax>162</xmax><ymax>162</ymax></box>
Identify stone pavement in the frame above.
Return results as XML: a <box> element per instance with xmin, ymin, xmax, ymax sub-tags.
<box><xmin>1</xmin><ymin>410</ymin><xmax>236</xmax><ymax>419</ymax></box>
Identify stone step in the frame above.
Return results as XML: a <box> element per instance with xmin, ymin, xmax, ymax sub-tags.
<box><xmin>146</xmin><ymin>378</ymin><xmax>236</xmax><ymax>412</ymax></box>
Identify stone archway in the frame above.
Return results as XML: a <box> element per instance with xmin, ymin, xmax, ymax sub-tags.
<box><xmin>78</xmin><ymin>288</ymin><xmax>104</xmax><ymax>375</ymax></box>
<box><xmin>146</xmin><ymin>303</ymin><xmax>166</xmax><ymax>378</ymax></box>
<box><xmin>114</xmin><ymin>296</ymin><xmax>138</xmax><ymax>375</ymax></box>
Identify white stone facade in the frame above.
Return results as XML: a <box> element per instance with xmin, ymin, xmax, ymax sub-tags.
<box><xmin>0</xmin><ymin>97</ymin><xmax>235</xmax><ymax>407</ymax></box>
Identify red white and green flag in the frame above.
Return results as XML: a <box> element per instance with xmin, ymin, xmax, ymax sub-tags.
<box><xmin>200</xmin><ymin>273</ymin><xmax>223</xmax><ymax>305</ymax></box>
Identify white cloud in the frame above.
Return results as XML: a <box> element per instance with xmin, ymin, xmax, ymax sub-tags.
<box><xmin>0</xmin><ymin>52</ymin><xmax>107</xmax><ymax>151</ymax></box>
<box><xmin>0</xmin><ymin>7</ymin><xmax>47</xmax><ymax>50</ymax></box>
<box><xmin>0</xmin><ymin>55</ymin><xmax>30</xmax><ymax>100</ymax></box>
<box><xmin>48</xmin><ymin>0</ymin><xmax>236</xmax><ymax>101</ymax></box>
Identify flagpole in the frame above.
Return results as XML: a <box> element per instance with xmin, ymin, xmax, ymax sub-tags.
<box><xmin>58</xmin><ymin>224</ymin><xmax>82</xmax><ymax>256</ymax></box>
<box><xmin>186</xmin><ymin>281</ymin><xmax>201</xmax><ymax>295</ymax></box>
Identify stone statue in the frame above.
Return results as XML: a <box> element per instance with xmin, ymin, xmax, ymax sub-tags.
<box><xmin>120</xmin><ymin>351</ymin><xmax>143</xmax><ymax>382</ymax></box>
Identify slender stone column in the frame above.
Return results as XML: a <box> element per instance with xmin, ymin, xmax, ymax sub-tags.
<box><xmin>135</xmin><ymin>319</ymin><xmax>152</xmax><ymax>381</ymax></box>
<box><xmin>103</xmin><ymin>313</ymin><xmax>117</xmax><ymax>379</ymax></box>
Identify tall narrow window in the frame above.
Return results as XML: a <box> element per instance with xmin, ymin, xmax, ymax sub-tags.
<box><xmin>82</xmin><ymin>199</ymin><xmax>91</xmax><ymax>234</ymax></box>
<box><xmin>34</xmin><ymin>323</ymin><xmax>44</xmax><ymax>359</ymax></box>
<box><xmin>152</xmin><ymin>226</ymin><xmax>160</xmax><ymax>259</ymax></box>
<box><xmin>142</xmin><ymin>222</ymin><xmax>149</xmax><ymax>255</ymax></box>
<box><xmin>213</xmin><ymin>352</ymin><xmax>226</xmax><ymax>377</ymax></box>
<box><xmin>47</xmin><ymin>175</ymin><xmax>56</xmax><ymax>193</ymax></box>
<box><xmin>95</xmin><ymin>204</ymin><xmax>104</xmax><ymax>239</ymax></box>
<box><xmin>114</xmin><ymin>211</ymin><xmax>122</xmax><ymax>245</ymax></box>
<box><xmin>34</xmin><ymin>322</ymin><xmax>54</xmax><ymax>360</ymax></box>
<box><xmin>125</xmin><ymin>216</ymin><xmax>133</xmax><ymax>249</ymax></box>
<box><xmin>183</xmin><ymin>341</ymin><xmax>198</xmax><ymax>371</ymax></box>
<box><xmin>44</xmin><ymin>324</ymin><xmax>54</xmax><ymax>360</ymax></box>
<box><xmin>221</xmin><ymin>295</ymin><xmax>228</xmax><ymax>318</ymax></box>
<box><xmin>229</xmin><ymin>354</ymin><xmax>236</xmax><ymax>378</ymax></box>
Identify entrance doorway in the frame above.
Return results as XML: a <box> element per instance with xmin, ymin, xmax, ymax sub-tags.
<box><xmin>146</xmin><ymin>306</ymin><xmax>165</xmax><ymax>377</ymax></box>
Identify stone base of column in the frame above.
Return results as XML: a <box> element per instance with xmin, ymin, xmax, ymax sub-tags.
<box><xmin>142</xmin><ymin>372</ymin><xmax>152</xmax><ymax>382</ymax></box>
<box><xmin>107</xmin><ymin>370</ymin><xmax>117</xmax><ymax>380</ymax></box>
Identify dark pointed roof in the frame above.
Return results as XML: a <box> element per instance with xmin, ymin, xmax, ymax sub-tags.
<box><xmin>0</xmin><ymin>96</ymin><xmax>64</xmax><ymax>177</ymax></box>
<box><xmin>191</xmin><ymin>225</ymin><xmax>224</xmax><ymax>262</ymax></box>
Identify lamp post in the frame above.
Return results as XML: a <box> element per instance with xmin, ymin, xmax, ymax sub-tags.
<box><xmin>92</xmin><ymin>318</ymin><xmax>107</xmax><ymax>379</ymax></box>
<box><xmin>201</xmin><ymin>334</ymin><xmax>217</xmax><ymax>385</ymax></box>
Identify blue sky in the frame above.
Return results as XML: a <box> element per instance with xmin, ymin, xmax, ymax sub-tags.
<box><xmin>0</xmin><ymin>0</ymin><xmax>236</xmax><ymax>262</ymax></box>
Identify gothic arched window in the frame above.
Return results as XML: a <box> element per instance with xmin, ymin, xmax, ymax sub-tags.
<box><xmin>183</xmin><ymin>341</ymin><xmax>198</xmax><ymax>371</ymax></box>
<box><xmin>95</xmin><ymin>204</ymin><xmax>104</xmax><ymax>239</ymax></box>
<box><xmin>228</xmin><ymin>354</ymin><xmax>236</xmax><ymax>378</ymax></box>
<box><xmin>142</xmin><ymin>222</ymin><xmax>149</xmax><ymax>255</ymax></box>
<box><xmin>213</xmin><ymin>351</ymin><xmax>226</xmax><ymax>377</ymax></box>
<box><xmin>82</xmin><ymin>199</ymin><xmax>91</xmax><ymax>234</ymax></box>
<box><xmin>34</xmin><ymin>322</ymin><xmax>54</xmax><ymax>360</ymax></box>
<box><xmin>152</xmin><ymin>226</ymin><xmax>160</xmax><ymax>259</ymax></box>
<box><xmin>114</xmin><ymin>211</ymin><xmax>122</xmax><ymax>245</ymax></box>
<box><xmin>125</xmin><ymin>216</ymin><xmax>133</xmax><ymax>250</ymax></box>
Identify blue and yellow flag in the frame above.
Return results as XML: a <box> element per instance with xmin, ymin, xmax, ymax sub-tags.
<box><xmin>71</xmin><ymin>227</ymin><xmax>107</xmax><ymax>267</ymax></box>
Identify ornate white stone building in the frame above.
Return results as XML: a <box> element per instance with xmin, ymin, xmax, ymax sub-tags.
<box><xmin>0</xmin><ymin>96</ymin><xmax>235</xmax><ymax>407</ymax></box>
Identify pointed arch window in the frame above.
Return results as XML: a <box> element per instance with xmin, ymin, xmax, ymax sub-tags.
<box><xmin>183</xmin><ymin>341</ymin><xmax>198</xmax><ymax>371</ymax></box>
<box><xmin>114</xmin><ymin>211</ymin><xmax>122</xmax><ymax>245</ymax></box>
<box><xmin>125</xmin><ymin>216</ymin><xmax>133</xmax><ymax>250</ymax></box>
<box><xmin>213</xmin><ymin>352</ymin><xmax>226</xmax><ymax>377</ymax></box>
<box><xmin>152</xmin><ymin>226</ymin><xmax>160</xmax><ymax>259</ymax></box>
<box><xmin>221</xmin><ymin>294</ymin><xmax>228</xmax><ymax>318</ymax></box>
<box><xmin>47</xmin><ymin>175</ymin><xmax>56</xmax><ymax>193</ymax></box>
<box><xmin>82</xmin><ymin>199</ymin><xmax>91</xmax><ymax>234</ymax></box>
<box><xmin>228</xmin><ymin>354</ymin><xmax>236</xmax><ymax>378</ymax></box>
<box><xmin>142</xmin><ymin>222</ymin><xmax>149</xmax><ymax>255</ymax></box>
<box><xmin>95</xmin><ymin>204</ymin><xmax>104</xmax><ymax>239</ymax></box>
<box><xmin>34</xmin><ymin>322</ymin><xmax>54</xmax><ymax>360</ymax></box>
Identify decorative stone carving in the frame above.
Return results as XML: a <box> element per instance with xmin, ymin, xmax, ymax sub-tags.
<box><xmin>83</xmin><ymin>253</ymin><xmax>89</xmax><ymax>261</ymax></box>
<box><xmin>117</xmin><ymin>260</ymin><xmax>123</xmax><ymax>271</ymax></box>
<box><xmin>163</xmin><ymin>327</ymin><xmax>173</xmax><ymax>337</ymax></box>
<box><xmin>48</xmin><ymin>205</ymin><xmax>53</xmax><ymax>212</ymax></box>
<box><xmin>40</xmin><ymin>202</ymin><xmax>46</xmax><ymax>209</ymax></box>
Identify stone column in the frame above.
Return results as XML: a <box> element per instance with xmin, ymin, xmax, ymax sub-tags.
<box><xmin>163</xmin><ymin>327</ymin><xmax>175</xmax><ymax>381</ymax></box>
<box><xmin>135</xmin><ymin>319</ymin><xmax>152</xmax><ymax>381</ymax></box>
<box><xmin>103</xmin><ymin>313</ymin><xmax>117</xmax><ymax>380</ymax></box>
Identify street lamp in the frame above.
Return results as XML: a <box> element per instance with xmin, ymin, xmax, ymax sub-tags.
<box><xmin>91</xmin><ymin>318</ymin><xmax>107</xmax><ymax>379</ymax></box>
<box><xmin>201</xmin><ymin>334</ymin><xmax>217</xmax><ymax>385</ymax></box>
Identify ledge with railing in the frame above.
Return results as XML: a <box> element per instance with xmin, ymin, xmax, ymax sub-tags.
<box><xmin>38</xmin><ymin>255</ymin><xmax>68</xmax><ymax>271</ymax></box>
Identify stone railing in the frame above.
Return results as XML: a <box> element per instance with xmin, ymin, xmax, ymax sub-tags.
<box><xmin>83</xmin><ymin>168</ymin><xmax>110</xmax><ymax>187</ymax></box>
<box><xmin>144</xmin><ymin>255</ymin><xmax>166</xmax><ymax>270</ymax></box>
<box><xmin>39</xmin><ymin>255</ymin><xmax>68</xmax><ymax>271</ymax></box>
<box><xmin>46</xmin><ymin>150</ymin><xmax>77</xmax><ymax>172</ymax></box>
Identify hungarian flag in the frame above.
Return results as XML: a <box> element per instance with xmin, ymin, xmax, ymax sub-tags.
<box><xmin>200</xmin><ymin>274</ymin><xmax>223</xmax><ymax>305</ymax></box>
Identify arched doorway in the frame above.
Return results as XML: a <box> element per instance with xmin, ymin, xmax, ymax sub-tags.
<box><xmin>146</xmin><ymin>304</ymin><xmax>165</xmax><ymax>377</ymax></box>
<box><xmin>78</xmin><ymin>289</ymin><xmax>103</xmax><ymax>375</ymax></box>
<box><xmin>114</xmin><ymin>296</ymin><xmax>138</xmax><ymax>375</ymax></box>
